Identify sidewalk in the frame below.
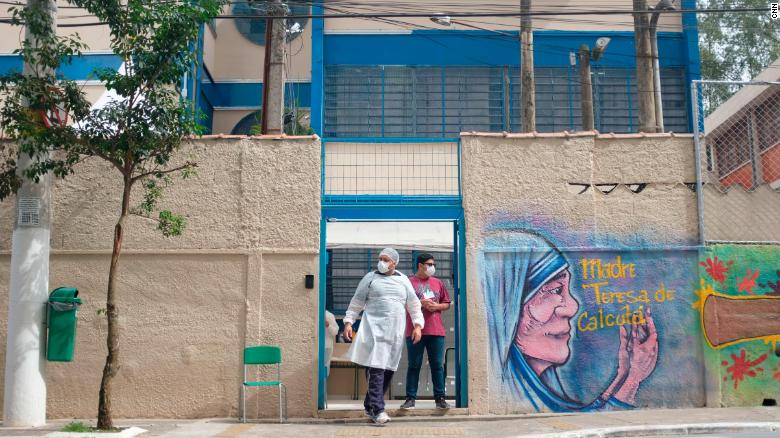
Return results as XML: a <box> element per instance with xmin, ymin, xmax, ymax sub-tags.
<box><xmin>2</xmin><ymin>407</ymin><xmax>779</xmax><ymax>438</ymax></box>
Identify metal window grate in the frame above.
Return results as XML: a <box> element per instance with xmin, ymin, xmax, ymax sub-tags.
<box><xmin>693</xmin><ymin>80</ymin><xmax>780</xmax><ymax>243</ymax></box>
<box><xmin>326</xmin><ymin>248</ymin><xmax>454</xmax><ymax>314</ymax></box>
<box><xmin>324</xmin><ymin>141</ymin><xmax>459</xmax><ymax>196</ymax></box>
<box><xmin>325</xmin><ymin>65</ymin><xmax>690</xmax><ymax>137</ymax></box>
<box><xmin>698</xmin><ymin>82</ymin><xmax>780</xmax><ymax>191</ymax></box>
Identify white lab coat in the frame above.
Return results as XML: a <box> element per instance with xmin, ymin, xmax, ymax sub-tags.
<box><xmin>343</xmin><ymin>270</ymin><xmax>424</xmax><ymax>371</ymax></box>
<box><xmin>324</xmin><ymin>310</ymin><xmax>339</xmax><ymax>376</ymax></box>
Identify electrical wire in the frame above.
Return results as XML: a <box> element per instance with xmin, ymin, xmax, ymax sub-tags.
<box><xmin>2</xmin><ymin>0</ymin><xmax>776</xmax><ymax>73</ymax></box>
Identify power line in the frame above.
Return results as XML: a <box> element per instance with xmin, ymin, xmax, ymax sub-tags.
<box><xmin>5</xmin><ymin>5</ymin><xmax>766</xmax><ymax>26</ymax></box>
<box><xmin>213</xmin><ymin>7</ymin><xmax>770</xmax><ymax>19</ymax></box>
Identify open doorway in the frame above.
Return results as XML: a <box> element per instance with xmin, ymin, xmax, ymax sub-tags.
<box><xmin>320</xmin><ymin>221</ymin><xmax>462</xmax><ymax>411</ymax></box>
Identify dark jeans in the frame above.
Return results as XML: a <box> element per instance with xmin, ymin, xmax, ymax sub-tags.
<box><xmin>364</xmin><ymin>367</ymin><xmax>394</xmax><ymax>415</ymax></box>
<box><xmin>405</xmin><ymin>335</ymin><xmax>446</xmax><ymax>399</ymax></box>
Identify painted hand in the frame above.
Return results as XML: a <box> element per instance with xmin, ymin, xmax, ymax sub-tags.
<box><xmin>616</xmin><ymin>324</ymin><xmax>631</xmax><ymax>382</ymax></box>
<box><xmin>603</xmin><ymin>324</ymin><xmax>631</xmax><ymax>400</ymax></box>
<box><xmin>614</xmin><ymin>307</ymin><xmax>659</xmax><ymax>405</ymax></box>
<box><xmin>626</xmin><ymin>307</ymin><xmax>659</xmax><ymax>382</ymax></box>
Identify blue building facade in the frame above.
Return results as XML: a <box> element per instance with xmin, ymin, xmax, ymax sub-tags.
<box><xmin>0</xmin><ymin>1</ymin><xmax>700</xmax><ymax>137</ymax></box>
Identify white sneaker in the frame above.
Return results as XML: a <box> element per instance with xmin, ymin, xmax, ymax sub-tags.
<box><xmin>373</xmin><ymin>411</ymin><xmax>390</xmax><ymax>425</ymax></box>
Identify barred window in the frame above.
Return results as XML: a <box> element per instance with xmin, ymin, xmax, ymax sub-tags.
<box><xmin>326</xmin><ymin>248</ymin><xmax>454</xmax><ymax>314</ymax></box>
<box><xmin>324</xmin><ymin>65</ymin><xmax>690</xmax><ymax>137</ymax></box>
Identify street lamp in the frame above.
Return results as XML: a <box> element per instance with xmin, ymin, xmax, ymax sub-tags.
<box><xmin>650</xmin><ymin>0</ymin><xmax>676</xmax><ymax>132</ymax></box>
<box><xmin>579</xmin><ymin>37</ymin><xmax>611</xmax><ymax>131</ymax></box>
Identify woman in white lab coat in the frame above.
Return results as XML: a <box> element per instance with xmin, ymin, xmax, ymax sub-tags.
<box><xmin>343</xmin><ymin>248</ymin><xmax>424</xmax><ymax>425</ymax></box>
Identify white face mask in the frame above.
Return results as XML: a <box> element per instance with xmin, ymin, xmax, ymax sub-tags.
<box><xmin>426</xmin><ymin>265</ymin><xmax>436</xmax><ymax>277</ymax></box>
<box><xmin>377</xmin><ymin>260</ymin><xmax>390</xmax><ymax>273</ymax></box>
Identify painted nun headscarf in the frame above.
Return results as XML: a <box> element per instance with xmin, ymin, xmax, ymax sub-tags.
<box><xmin>481</xmin><ymin>229</ymin><xmax>569</xmax><ymax>382</ymax></box>
<box><xmin>481</xmin><ymin>229</ymin><xmax>629</xmax><ymax>412</ymax></box>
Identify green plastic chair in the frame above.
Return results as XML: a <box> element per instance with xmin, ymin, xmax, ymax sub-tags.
<box><xmin>241</xmin><ymin>346</ymin><xmax>287</xmax><ymax>423</ymax></box>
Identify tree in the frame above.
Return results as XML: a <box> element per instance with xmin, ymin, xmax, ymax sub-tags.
<box><xmin>0</xmin><ymin>0</ymin><xmax>226</xmax><ymax>429</ymax></box>
<box><xmin>698</xmin><ymin>0</ymin><xmax>780</xmax><ymax>114</ymax></box>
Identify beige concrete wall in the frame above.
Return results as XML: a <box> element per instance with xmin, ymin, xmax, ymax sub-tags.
<box><xmin>0</xmin><ymin>1</ymin><xmax>112</xmax><ymax>53</ymax></box>
<box><xmin>203</xmin><ymin>24</ymin><xmax>217</xmax><ymax>77</ymax></box>
<box><xmin>211</xmin><ymin>20</ymin><xmax>311</xmax><ymax>82</ymax></box>
<box><xmin>461</xmin><ymin>132</ymin><xmax>701</xmax><ymax>415</ymax></box>
<box><xmin>213</xmin><ymin>110</ymin><xmax>256</xmax><ymax>136</ymax></box>
<box><xmin>0</xmin><ymin>136</ymin><xmax>322</xmax><ymax>419</ymax></box>
<box><xmin>324</xmin><ymin>0</ymin><xmax>681</xmax><ymax>33</ymax></box>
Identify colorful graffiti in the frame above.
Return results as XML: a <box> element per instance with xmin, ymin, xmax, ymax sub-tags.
<box><xmin>481</xmin><ymin>220</ymin><xmax>702</xmax><ymax>413</ymax></box>
<box><xmin>697</xmin><ymin>245</ymin><xmax>780</xmax><ymax>405</ymax></box>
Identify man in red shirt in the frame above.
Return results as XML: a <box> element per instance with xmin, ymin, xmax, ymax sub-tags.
<box><xmin>401</xmin><ymin>253</ymin><xmax>452</xmax><ymax>410</ymax></box>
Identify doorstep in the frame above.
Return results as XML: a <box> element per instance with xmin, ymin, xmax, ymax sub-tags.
<box><xmin>317</xmin><ymin>407</ymin><xmax>468</xmax><ymax>420</ymax></box>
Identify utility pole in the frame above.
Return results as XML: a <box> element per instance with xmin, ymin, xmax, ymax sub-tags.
<box><xmin>649</xmin><ymin>0</ymin><xmax>675</xmax><ymax>133</ymax></box>
<box><xmin>633</xmin><ymin>0</ymin><xmax>657</xmax><ymax>133</ymax></box>
<box><xmin>260</xmin><ymin>0</ymin><xmax>286</xmax><ymax>135</ymax></box>
<box><xmin>649</xmin><ymin>18</ymin><xmax>664</xmax><ymax>132</ymax></box>
<box><xmin>3</xmin><ymin>0</ymin><xmax>55</xmax><ymax>427</ymax></box>
<box><xmin>520</xmin><ymin>0</ymin><xmax>535</xmax><ymax>132</ymax></box>
<box><xmin>579</xmin><ymin>45</ymin><xmax>594</xmax><ymax>131</ymax></box>
<box><xmin>579</xmin><ymin>38</ymin><xmax>610</xmax><ymax>132</ymax></box>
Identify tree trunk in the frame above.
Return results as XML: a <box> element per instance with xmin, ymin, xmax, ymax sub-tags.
<box><xmin>97</xmin><ymin>179</ymin><xmax>131</xmax><ymax>430</ymax></box>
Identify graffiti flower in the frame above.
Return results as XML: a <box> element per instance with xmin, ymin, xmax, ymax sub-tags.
<box><xmin>736</xmin><ymin>269</ymin><xmax>760</xmax><ymax>294</ymax></box>
<box><xmin>700</xmin><ymin>257</ymin><xmax>734</xmax><ymax>284</ymax></box>
<box><xmin>721</xmin><ymin>349</ymin><xmax>767</xmax><ymax>389</ymax></box>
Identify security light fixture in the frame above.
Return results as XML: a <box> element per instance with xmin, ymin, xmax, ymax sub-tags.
<box><xmin>287</xmin><ymin>22</ymin><xmax>303</xmax><ymax>35</ymax></box>
<box><xmin>429</xmin><ymin>14</ymin><xmax>452</xmax><ymax>26</ymax></box>
<box><xmin>654</xmin><ymin>0</ymin><xmax>676</xmax><ymax>11</ymax></box>
<box><xmin>591</xmin><ymin>37</ymin><xmax>611</xmax><ymax>61</ymax></box>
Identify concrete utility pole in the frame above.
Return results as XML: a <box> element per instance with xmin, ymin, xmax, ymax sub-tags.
<box><xmin>649</xmin><ymin>16</ymin><xmax>663</xmax><ymax>133</ymax></box>
<box><xmin>260</xmin><ymin>0</ymin><xmax>286</xmax><ymax>135</ymax></box>
<box><xmin>520</xmin><ymin>0</ymin><xmax>535</xmax><ymax>132</ymax></box>
<box><xmin>579</xmin><ymin>45</ymin><xmax>594</xmax><ymax>131</ymax></box>
<box><xmin>633</xmin><ymin>0</ymin><xmax>657</xmax><ymax>132</ymax></box>
<box><xmin>649</xmin><ymin>0</ymin><xmax>675</xmax><ymax>133</ymax></box>
<box><xmin>3</xmin><ymin>0</ymin><xmax>55</xmax><ymax>427</ymax></box>
<box><xmin>579</xmin><ymin>38</ymin><xmax>610</xmax><ymax>132</ymax></box>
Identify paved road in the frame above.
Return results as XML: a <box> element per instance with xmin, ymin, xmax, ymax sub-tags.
<box><xmin>664</xmin><ymin>434</ymin><xmax>780</xmax><ymax>438</ymax></box>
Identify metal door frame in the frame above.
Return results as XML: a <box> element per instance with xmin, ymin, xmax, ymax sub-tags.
<box><xmin>317</xmin><ymin>206</ymin><xmax>468</xmax><ymax>410</ymax></box>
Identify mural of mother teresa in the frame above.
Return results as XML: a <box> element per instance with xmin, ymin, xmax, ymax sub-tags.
<box><xmin>482</xmin><ymin>229</ymin><xmax>658</xmax><ymax>412</ymax></box>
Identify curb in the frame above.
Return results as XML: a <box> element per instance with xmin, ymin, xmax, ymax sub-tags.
<box><xmin>46</xmin><ymin>427</ymin><xmax>147</xmax><ymax>438</ymax></box>
<box><xmin>242</xmin><ymin>412</ymin><xmax>571</xmax><ymax>425</ymax></box>
<box><xmin>515</xmin><ymin>422</ymin><xmax>780</xmax><ymax>437</ymax></box>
